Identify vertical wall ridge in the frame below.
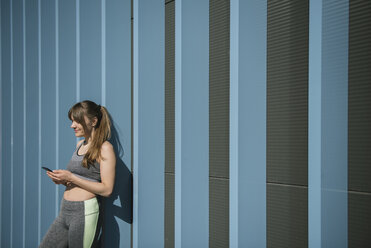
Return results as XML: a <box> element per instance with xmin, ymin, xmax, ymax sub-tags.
<box><xmin>133</xmin><ymin>0</ymin><xmax>165</xmax><ymax>247</ymax></box>
<box><xmin>22</xmin><ymin>0</ymin><xmax>26</xmax><ymax>246</ymax></box>
<box><xmin>10</xmin><ymin>0</ymin><xmax>14</xmax><ymax>245</ymax></box>
<box><xmin>175</xmin><ymin>0</ymin><xmax>209</xmax><ymax>247</ymax></box>
<box><xmin>54</xmin><ymin>0</ymin><xmax>59</xmax><ymax>214</ymax></box>
<box><xmin>37</xmin><ymin>0</ymin><xmax>41</xmax><ymax>243</ymax></box>
<box><xmin>101</xmin><ymin>0</ymin><xmax>105</xmax><ymax>105</ymax></box>
<box><xmin>309</xmin><ymin>0</ymin><xmax>349</xmax><ymax>247</ymax></box>
<box><xmin>230</xmin><ymin>0</ymin><xmax>267</xmax><ymax>247</ymax></box>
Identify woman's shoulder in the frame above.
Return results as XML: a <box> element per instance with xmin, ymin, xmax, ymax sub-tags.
<box><xmin>101</xmin><ymin>141</ymin><xmax>114</xmax><ymax>152</ymax></box>
<box><xmin>98</xmin><ymin>141</ymin><xmax>115</xmax><ymax>163</ymax></box>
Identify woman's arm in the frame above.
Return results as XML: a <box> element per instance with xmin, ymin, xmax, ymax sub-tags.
<box><xmin>48</xmin><ymin>141</ymin><xmax>116</xmax><ymax>197</ymax></box>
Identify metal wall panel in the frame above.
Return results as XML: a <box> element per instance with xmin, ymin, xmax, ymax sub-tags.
<box><xmin>79</xmin><ymin>0</ymin><xmax>101</xmax><ymax>102</ymax></box>
<box><xmin>267</xmin><ymin>0</ymin><xmax>309</xmax><ymax>186</ymax></box>
<box><xmin>165</xmin><ymin>1</ymin><xmax>175</xmax><ymax>247</ymax></box>
<box><xmin>40</xmin><ymin>0</ymin><xmax>57</xmax><ymax>241</ymax></box>
<box><xmin>348</xmin><ymin>193</ymin><xmax>371</xmax><ymax>247</ymax></box>
<box><xmin>105</xmin><ymin>0</ymin><xmax>132</xmax><ymax>247</ymax></box>
<box><xmin>1</xmin><ymin>0</ymin><xmax>12</xmax><ymax>246</ymax></box>
<box><xmin>165</xmin><ymin>173</ymin><xmax>175</xmax><ymax>247</ymax></box>
<box><xmin>267</xmin><ymin>1</ymin><xmax>308</xmax><ymax>247</ymax></box>
<box><xmin>1</xmin><ymin>0</ymin><xmax>133</xmax><ymax>247</ymax></box>
<box><xmin>308</xmin><ymin>0</ymin><xmax>349</xmax><ymax>247</ymax></box>
<box><xmin>230</xmin><ymin>0</ymin><xmax>267</xmax><ymax>246</ymax></box>
<box><xmin>165</xmin><ymin>0</ymin><xmax>175</xmax><ymax>175</ymax></box>
<box><xmin>133</xmin><ymin>0</ymin><xmax>165</xmax><ymax>247</ymax></box>
<box><xmin>12</xmin><ymin>0</ymin><xmax>25</xmax><ymax>246</ymax></box>
<box><xmin>209</xmin><ymin>0</ymin><xmax>229</xmax><ymax>247</ymax></box>
<box><xmin>348</xmin><ymin>0</ymin><xmax>371</xmax><ymax>246</ymax></box>
<box><xmin>4</xmin><ymin>0</ymin><xmax>371</xmax><ymax>247</ymax></box>
<box><xmin>209</xmin><ymin>0</ymin><xmax>229</xmax><ymax>179</ymax></box>
<box><xmin>25</xmin><ymin>0</ymin><xmax>40</xmax><ymax>246</ymax></box>
<box><xmin>210</xmin><ymin>178</ymin><xmax>229</xmax><ymax>248</ymax></box>
<box><xmin>348</xmin><ymin>0</ymin><xmax>371</xmax><ymax>193</ymax></box>
<box><xmin>267</xmin><ymin>184</ymin><xmax>308</xmax><ymax>248</ymax></box>
<box><xmin>57</xmin><ymin>0</ymin><xmax>78</xmax><ymax>206</ymax></box>
<box><xmin>175</xmin><ymin>0</ymin><xmax>209</xmax><ymax>246</ymax></box>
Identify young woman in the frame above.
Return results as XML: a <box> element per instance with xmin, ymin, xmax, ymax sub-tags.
<box><xmin>39</xmin><ymin>100</ymin><xmax>116</xmax><ymax>248</ymax></box>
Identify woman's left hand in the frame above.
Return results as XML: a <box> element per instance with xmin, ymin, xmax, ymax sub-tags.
<box><xmin>47</xmin><ymin>170</ymin><xmax>73</xmax><ymax>182</ymax></box>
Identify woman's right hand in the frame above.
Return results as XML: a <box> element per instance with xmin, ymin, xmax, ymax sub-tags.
<box><xmin>47</xmin><ymin>172</ymin><xmax>67</xmax><ymax>185</ymax></box>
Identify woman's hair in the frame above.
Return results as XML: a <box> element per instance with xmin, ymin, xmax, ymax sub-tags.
<box><xmin>68</xmin><ymin>100</ymin><xmax>111</xmax><ymax>167</ymax></box>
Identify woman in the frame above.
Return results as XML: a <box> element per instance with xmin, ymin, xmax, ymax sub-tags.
<box><xmin>39</xmin><ymin>100</ymin><xmax>116</xmax><ymax>248</ymax></box>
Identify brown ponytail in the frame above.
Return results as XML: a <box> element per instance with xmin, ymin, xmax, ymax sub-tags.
<box><xmin>68</xmin><ymin>100</ymin><xmax>111</xmax><ymax>168</ymax></box>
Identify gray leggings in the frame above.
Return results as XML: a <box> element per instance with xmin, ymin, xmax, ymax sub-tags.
<box><xmin>39</xmin><ymin>197</ymin><xmax>101</xmax><ymax>248</ymax></box>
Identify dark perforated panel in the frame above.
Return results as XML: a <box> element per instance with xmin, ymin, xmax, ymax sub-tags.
<box><xmin>209</xmin><ymin>0</ymin><xmax>230</xmax><ymax>179</ymax></box>
<box><xmin>348</xmin><ymin>0</ymin><xmax>371</xmax><ymax>246</ymax></box>
<box><xmin>209</xmin><ymin>0</ymin><xmax>230</xmax><ymax>247</ymax></box>
<box><xmin>165</xmin><ymin>1</ymin><xmax>175</xmax><ymax>248</ymax></box>
<box><xmin>349</xmin><ymin>192</ymin><xmax>371</xmax><ymax>247</ymax></box>
<box><xmin>165</xmin><ymin>173</ymin><xmax>175</xmax><ymax>247</ymax></box>
<box><xmin>348</xmin><ymin>0</ymin><xmax>371</xmax><ymax>193</ymax></box>
<box><xmin>210</xmin><ymin>178</ymin><xmax>229</xmax><ymax>248</ymax></box>
<box><xmin>267</xmin><ymin>0</ymin><xmax>309</xmax><ymax>186</ymax></box>
<box><xmin>165</xmin><ymin>0</ymin><xmax>175</xmax><ymax>174</ymax></box>
<box><xmin>267</xmin><ymin>184</ymin><xmax>308</xmax><ymax>248</ymax></box>
<box><xmin>267</xmin><ymin>1</ymin><xmax>309</xmax><ymax>247</ymax></box>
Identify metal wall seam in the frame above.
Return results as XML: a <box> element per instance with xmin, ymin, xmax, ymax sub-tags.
<box><xmin>37</xmin><ymin>0</ymin><xmax>41</xmax><ymax>243</ymax></box>
<box><xmin>229</xmin><ymin>0</ymin><xmax>267</xmax><ymax>247</ymax></box>
<box><xmin>10</xmin><ymin>0</ymin><xmax>14</xmax><ymax>246</ymax></box>
<box><xmin>55</xmin><ymin>0</ymin><xmax>59</xmax><ymax>215</ymax></box>
<box><xmin>0</xmin><ymin>1</ymin><xmax>13</xmax><ymax>245</ymax></box>
<box><xmin>0</xmin><ymin>0</ymin><xmax>2</xmax><ymax>243</ymax></box>
<box><xmin>308</xmin><ymin>0</ymin><xmax>349</xmax><ymax>247</ymax></box>
<box><xmin>76</xmin><ymin>0</ymin><xmax>79</xmax><ymax>102</ymax></box>
<box><xmin>174</xmin><ymin>0</ymin><xmax>209</xmax><ymax>247</ymax></box>
<box><xmin>229</xmin><ymin>0</ymin><xmax>239</xmax><ymax>245</ymax></box>
<box><xmin>101</xmin><ymin>0</ymin><xmax>105</xmax><ymax>105</ymax></box>
<box><xmin>22</xmin><ymin>0</ymin><xmax>26</xmax><ymax>246</ymax></box>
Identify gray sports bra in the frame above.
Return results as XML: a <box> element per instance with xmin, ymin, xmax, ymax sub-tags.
<box><xmin>66</xmin><ymin>141</ymin><xmax>101</xmax><ymax>182</ymax></box>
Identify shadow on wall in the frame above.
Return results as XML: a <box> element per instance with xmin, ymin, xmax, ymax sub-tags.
<box><xmin>99</xmin><ymin>115</ymin><xmax>133</xmax><ymax>247</ymax></box>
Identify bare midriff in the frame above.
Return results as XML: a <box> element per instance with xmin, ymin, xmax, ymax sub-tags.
<box><xmin>63</xmin><ymin>185</ymin><xmax>96</xmax><ymax>201</ymax></box>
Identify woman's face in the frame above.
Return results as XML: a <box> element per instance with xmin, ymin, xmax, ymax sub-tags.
<box><xmin>70</xmin><ymin>116</ymin><xmax>93</xmax><ymax>137</ymax></box>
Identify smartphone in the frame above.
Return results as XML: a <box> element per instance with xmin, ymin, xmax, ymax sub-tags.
<box><xmin>41</xmin><ymin>166</ymin><xmax>53</xmax><ymax>172</ymax></box>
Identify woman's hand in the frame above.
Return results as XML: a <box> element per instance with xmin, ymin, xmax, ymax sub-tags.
<box><xmin>50</xmin><ymin>178</ymin><xmax>65</xmax><ymax>185</ymax></box>
<box><xmin>47</xmin><ymin>170</ymin><xmax>73</xmax><ymax>184</ymax></box>
<box><xmin>46</xmin><ymin>172</ymin><xmax>67</xmax><ymax>185</ymax></box>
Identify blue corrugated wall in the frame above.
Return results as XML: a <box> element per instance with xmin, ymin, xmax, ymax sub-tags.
<box><xmin>1</xmin><ymin>0</ymin><xmax>361</xmax><ymax>247</ymax></box>
<box><xmin>1</xmin><ymin>0</ymin><xmax>133</xmax><ymax>247</ymax></box>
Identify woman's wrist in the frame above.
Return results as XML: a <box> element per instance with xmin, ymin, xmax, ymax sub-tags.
<box><xmin>68</xmin><ymin>172</ymin><xmax>76</xmax><ymax>183</ymax></box>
